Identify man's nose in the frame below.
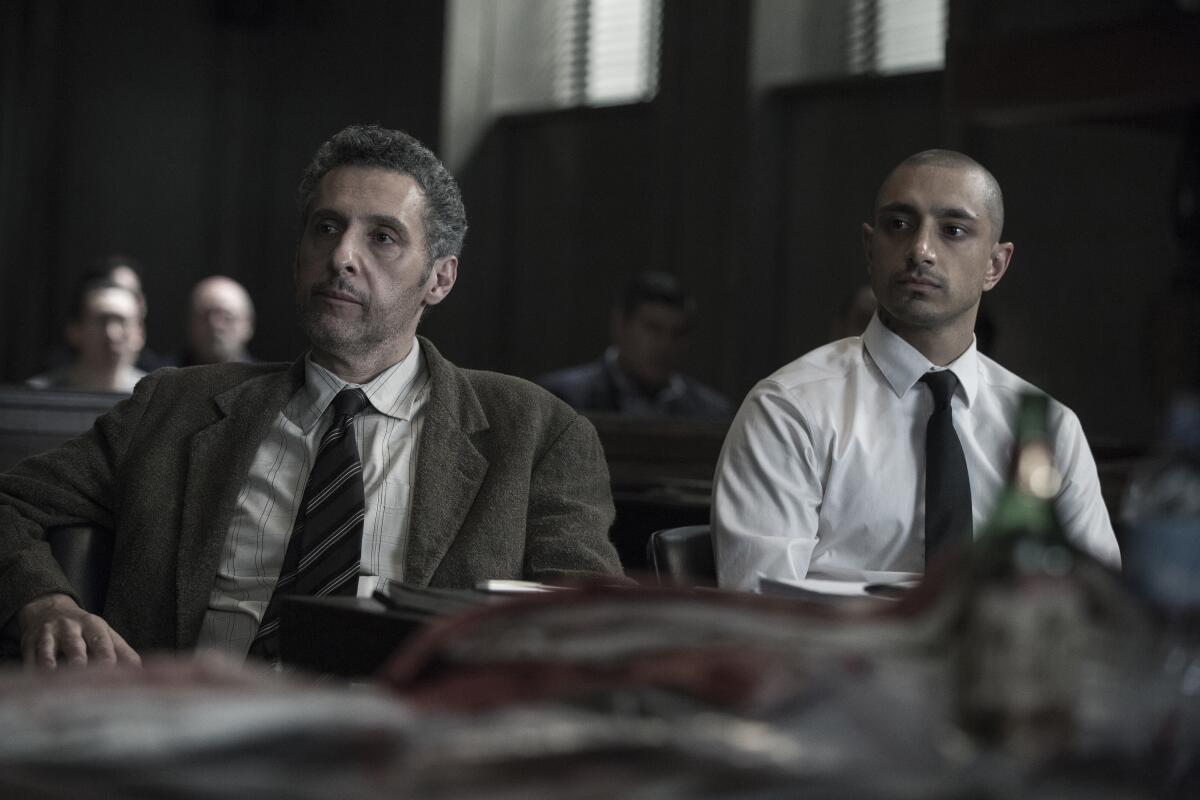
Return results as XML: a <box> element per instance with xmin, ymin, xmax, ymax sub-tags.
<box><xmin>204</xmin><ymin>311</ymin><xmax>233</xmax><ymax>330</ymax></box>
<box><xmin>907</xmin><ymin>221</ymin><xmax>937</xmax><ymax>266</ymax></box>
<box><xmin>104</xmin><ymin>320</ymin><xmax>125</xmax><ymax>342</ymax></box>
<box><xmin>331</xmin><ymin>232</ymin><xmax>360</xmax><ymax>274</ymax></box>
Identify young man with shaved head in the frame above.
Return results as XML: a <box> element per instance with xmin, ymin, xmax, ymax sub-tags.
<box><xmin>713</xmin><ymin>150</ymin><xmax>1120</xmax><ymax>591</ymax></box>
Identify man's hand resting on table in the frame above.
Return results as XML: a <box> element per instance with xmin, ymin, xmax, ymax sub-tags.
<box><xmin>17</xmin><ymin>593</ymin><xmax>141</xmax><ymax>670</ymax></box>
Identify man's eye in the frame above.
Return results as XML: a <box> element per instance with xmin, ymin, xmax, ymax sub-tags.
<box><xmin>313</xmin><ymin>220</ymin><xmax>338</xmax><ymax>235</ymax></box>
<box><xmin>887</xmin><ymin>217</ymin><xmax>909</xmax><ymax>230</ymax></box>
<box><xmin>373</xmin><ymin>232</ymin><xmax>396</xmax><ymax>245</ymax></box>
<box><xmin>944</xmin><ymin>225</ymin><xmax>966</xmax><ymax>237</ymax></box>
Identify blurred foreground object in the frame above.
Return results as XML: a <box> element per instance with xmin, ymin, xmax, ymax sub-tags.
<box><xmin>380</xmin><ymin>579</ymin><xmax>1183</xmax><ymax>796</ymax></box>
<box><xmin>1121</xmin><ymin>392</ymin><xmax>1200</xmax><ymax>795</ymax></box>
<box><xmin>953</xmin><ymin>393</ymin><xmax>1147</xmax><ymax>759</ymax></box>
<box><xmin>0</xmin><ymin>578</ymin><xmax>1194</xmax><ymax>797</ymax></box>
<box><xmin>0</xmin><ymin>653</ymin><xmax>416</xmax><ymax>800</ymax></box>
<box><xmin>1122</xmin><ymin>414</ymin><xmax>1200</xmax><ymax>613</ymax></box>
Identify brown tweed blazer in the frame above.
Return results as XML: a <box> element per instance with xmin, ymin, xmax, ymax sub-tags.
<box><xmin>0</xmin><ymin>337</ymin><xmax>621</xmax><ymax>653</ymax></box>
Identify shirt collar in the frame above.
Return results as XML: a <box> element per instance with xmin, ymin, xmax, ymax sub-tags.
<box><xmin>285</xmin><ymin>340</ymin><xmax>428</xmax><ymax>433</ymax></box>
<box><xmin>861</xmin><ymin>313</ymin><xmax>979</xmax><ymax>407</ymax></box>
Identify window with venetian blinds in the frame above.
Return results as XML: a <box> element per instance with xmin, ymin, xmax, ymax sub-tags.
<box><xmin>554</xmin><ymin>0</ymin><xmax>662</xmax><ymax>107</ymax></box>
<box><xmin>847</xmin><ymin>0</ymin><xmax>947</xmax><ymax>76</ymax></box>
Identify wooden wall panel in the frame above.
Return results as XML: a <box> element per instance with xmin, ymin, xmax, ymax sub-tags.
<box><xmin>0</xmin><ymin>0</ymin><xmax>446</xmax><ymax>380</ymax></box>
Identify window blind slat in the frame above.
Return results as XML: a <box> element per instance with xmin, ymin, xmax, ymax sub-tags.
<box><xmin>847</xmin><ymin>0</ymin><xmax>945</xmax><ymax>76</ymax></box>
<box><xmin>549</xmin><ymin>0</ymin><xmax>661</xmax><ymax>107</ymax></box>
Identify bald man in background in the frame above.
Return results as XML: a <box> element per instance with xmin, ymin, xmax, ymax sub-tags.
<box><xmin>175</xmin><ymin>276</ymin><xmax>257</xmax><ymax>366</ymax></box>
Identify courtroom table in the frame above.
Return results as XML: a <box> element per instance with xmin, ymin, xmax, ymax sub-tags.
<box><xmin>276</xmin><ymin>580</ymin><xmax>891</xmax><ymax>678</ymax></box>
<box><xmin>279</xmin><ymin>585</ymin><xmax>500</xmax><ymax>677</ymax></box>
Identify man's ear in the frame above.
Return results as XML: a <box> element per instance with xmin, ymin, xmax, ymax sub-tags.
<box><xmin>983</xmin><ymin>241</ymin><xmax>1014</xmax><ymax>292</ymax></box>
<box><xmin>862</xmin><ymin>222</ymin><xmax>875</xmax><ymax>277</ymax></box>
<box><xmin>423</xmin><ymin>256</ymin><xmax>457</xmax><ymax>307</ymax></box>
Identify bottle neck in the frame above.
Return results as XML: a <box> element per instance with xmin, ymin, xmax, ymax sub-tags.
<box><xmin>985</xmin><ymin>434</ymin><xmax>1068</xmax><ymax>543</ymax></box>
<box><xmin>1011</xmin><ymin>439</ymin><xmax>1061</xmax><ymax>500</ymax></box>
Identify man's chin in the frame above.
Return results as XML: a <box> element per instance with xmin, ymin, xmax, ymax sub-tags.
<box><xmin>302</xmin><ymin>318</ymin><xmax>361</xmax><ymax>352</ymax></box>
<box><xmin>881</xmin><ymin>297</ymin><xmax>944</xmax><ymax>326</ymax></box>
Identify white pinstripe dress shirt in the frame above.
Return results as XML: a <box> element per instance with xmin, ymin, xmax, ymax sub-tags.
<box><xmin>196</xmin><ymin>342</ymin><xmax>429</xmax><ymax>658</ymax></box>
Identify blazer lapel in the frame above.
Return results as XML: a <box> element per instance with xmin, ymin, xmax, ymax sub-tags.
<box><xmin>404</xmin><ymin>339</ymin><xmax>489</xmax><ymax>586</ymax></box>
<box><xmin>174</xmin><ymin>367</ymin><xmax>300</xmax><ymax>648</ymax></box>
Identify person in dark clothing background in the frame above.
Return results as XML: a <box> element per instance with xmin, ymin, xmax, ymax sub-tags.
<box><xmin>537</xmin><ymin>271</ymin><xmax>732</xmax><ymax>421</ymax></box>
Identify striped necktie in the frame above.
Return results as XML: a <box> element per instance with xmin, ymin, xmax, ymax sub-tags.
<box><xmin>921</xmin><ymin>371</ymin><xmax>973</xmax><ymax>563</ymax></box>
<box><xmin>248</xmin><ymin>387</ymin><xmax>369</xmax><ymax>662</ymax></box>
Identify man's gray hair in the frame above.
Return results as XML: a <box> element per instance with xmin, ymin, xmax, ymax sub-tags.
<box><xmin>297</xmin><ymin>124</ymin><xmax>468</xmax><ymax>262</ymax></box>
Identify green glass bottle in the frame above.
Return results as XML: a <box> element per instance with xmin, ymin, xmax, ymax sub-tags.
<box><xmin>956</xmin><ymin>392</ymin><xmax>1089</xmax><ymax>758</ymax></box>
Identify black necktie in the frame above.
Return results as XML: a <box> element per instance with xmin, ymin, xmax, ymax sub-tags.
<box><xmin>249</xmin><ymin>388</ymin><xmax>369</xmax><ymax>662</ymax></box>
<box><xmin>921</xmin><ymin>371</ymin><xmax>972</xmax><ymax>562</ymax></box>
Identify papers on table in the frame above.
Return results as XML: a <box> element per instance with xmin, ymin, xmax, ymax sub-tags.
<box><xmin>369</xmin><ymin>580</ymin><xmax>569</xmax><ymax>620</ymax></box>
<box><xmin>759</xmin><ymin>570</ymin><xmax>922</xmax><ymax>602</ymax></box>
<box><xmin>372</xmin><ymin>581</ymin><xmax>493</xmax><ymax>615</ymax></box>
<box><xmin>475</xmin><ymin>579</ymin><xmax>567</xmax><ymax>594</ymax></box>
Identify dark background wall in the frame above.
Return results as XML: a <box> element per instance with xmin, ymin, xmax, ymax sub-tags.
<box><xmin>2</xmin><ymin>0</ymin><xmax>1197</xmax><ymax>449</ymax></box>
<box><xmin>0</xmin><ymin>0</ymin><xmax>446</xmax><ymax>377</ymax></box>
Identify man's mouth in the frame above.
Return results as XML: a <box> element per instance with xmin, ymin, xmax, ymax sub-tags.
<box><xmin>314</xmin><ymin>287</ymin><xmax>363</xmax><ymax>305</ymax></box>
<box><xmin>897</xmin><ymin>273</ymin><xmax>941</xmax><ymax>289</ymax></box>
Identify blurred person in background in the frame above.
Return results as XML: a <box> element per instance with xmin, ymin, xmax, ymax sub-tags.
<box><xmin>96</xmin><ymin>255</ymin><xmax>144</xmax><ymax>310</ymax></box>
<box><xmin>27</xmin><ymin>277</ymin><xmax>146</xmax><ymax>393</ymax></box>
<box><xmin>37</xmin><ymin>255</ymin><xmax>168</xmax><ymax>373</ymax></box>
<box><xmin>830</xmin><ymin>284</ymin><xmax>877</xmax><ymax>341</ymax></box>
<box><xmin>537</xmin><ymin>271</ymin><xmax>732</xmax><ymax>421</ymax></box>
<box><xmin>174</xmin><ymin>275</ymin><xmax>257</xmax><ymax>366</ymax></box>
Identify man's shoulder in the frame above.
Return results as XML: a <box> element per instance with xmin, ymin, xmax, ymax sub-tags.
<box><xmin>675</xmin><ymin>374</ymin><xmax>734</xmax><ymax>419</ymax></box>
<box><xmin>533</xmin><ymin>359</ymin><xmax>607</xmax><ymax>401</ymax></box>
<box><xmin>134</xmin><ymin>361</ymin><xmax>294</xmax><ymax>409</ymax></box>
<box><xmin>727</xmin><ymin>339</ymin><xmax>867</xmax><ymax>431</ymax></box>
<box><xmin>761</xmin><ymin>337</ymin><xmax>865</xmax><ymax>394</ymax></box>
<box><xmin>426</xmin><ymin>347</ymin><xmax>577</xmax><ymax>424</ymax></box>
<box><xmin>975</xmin><ymin>352</ymin><xmax>1038</xmax><ymax>394</ymax></box>
<box><xmin>422</xmin><ymin>339</ymin><xmax>588</xmax><ymax>437</ymax></box>
<box><xmin>25</xmin><ymin>367</ymin><xmax>65</xmax><ymax>389</ymax></box>
<box><xmin>536</xmin><ymin>359</ymin><xmax>605</xmax><ymax>385</ymax></box>
<box><xmin>461</xmin><ymin>366</ymin><xmax>574</xmax><ymax>416</ymax></box>
<box><xmin>145</xmin><ymin>361</ymin><xmax>291</xmax><ymax>390</ymax></box>
<box><xmin>974</xmin><ymin>353</ymin><xmax>1083</xmax><ymax>432</ymax></box>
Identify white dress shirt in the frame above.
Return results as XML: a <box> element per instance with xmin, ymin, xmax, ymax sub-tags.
<box><xmin>196</xmin><ymin>342</ymin><xmax>429</xmax><ymax>657</ymax></box>
<box><xmin>713</xmin><ymin>315</ymin><xmax>1120</xmax><ymax>591</ymax></box>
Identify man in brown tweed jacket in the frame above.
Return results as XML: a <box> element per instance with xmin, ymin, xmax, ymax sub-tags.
<box><xmin>0</xmin><ymin>124</ymin><xmax>623</xmax><ymax>669</ymax></box>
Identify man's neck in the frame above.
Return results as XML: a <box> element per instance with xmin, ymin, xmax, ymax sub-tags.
<box><xmin>878</xmin><ymin>310</ymin><xmax>975</xmax><ymax>367</ymax></box>
<box><xmin>614</xmin><ymin>353</ymin><xmax>669</xmax><ymax>400</ymax></box>
<box><xmin>72</xmin><ymin>362</ymin><xmax>134</xmax><ymax>392</ymax></box>
<box><xmin>311</xmin><ymin>340</ymin><xmax>415</xmax><ymax>385</ymax></box>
